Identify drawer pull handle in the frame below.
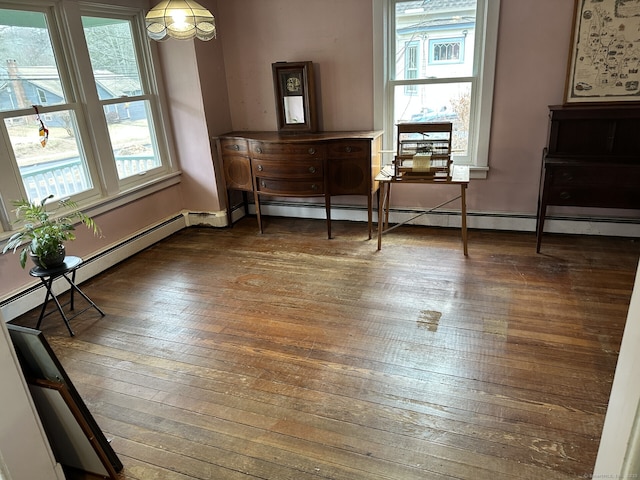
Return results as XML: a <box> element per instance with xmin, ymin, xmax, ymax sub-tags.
<box><xmin>261</xmin><ymin>180</ymin><xmax>266</xmax><ymax>188</ymax></box>
<box><xmin>345</xmin><ymin>146</ymin><xmax>352</xmax><ymax>153</ymax></box>
<box><xmin>256</xmin><ymin>147</ymin><xmax>263</xmax><ymax>154</ymax></box>
<box><xmin>309</xmin><ymin>166</ymin><xmax>316</xmax><ymax>174</ymax></box>
<box><xmin>561</xmin><ymin>173</ymin><xmax>574</xmax><ymax>181</ymax></box>
<box><xmin>233</xmin><ymin>144</ymin><xmax>240</xmax><ymax>151</ymax></box>
<box><xmin>308</xmin><ymin>148</ymin><xmax>316</xmax><ymax>155</ymax></box>
<box><xmin>560</xmin><ymin>191</ymin><xmax>571</xmax><ymax>200</ymax></box>
<box><xmin>257</xmin><ymin>165</ymin><xmax>263</xmax><ymax>172</ymax></box>
<box><xmin>311</xmin><ymin>184</ymin><xmax>318</xmax><ymax>190</ymax></box>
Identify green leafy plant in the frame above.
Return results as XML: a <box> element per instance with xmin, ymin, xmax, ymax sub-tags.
<box><xmin>2</xmin><ymin>195</ymin><xmax>101</xmax><ymax>269</ymax></box>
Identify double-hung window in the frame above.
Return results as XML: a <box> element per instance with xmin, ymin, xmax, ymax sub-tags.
<box><xmin>377</xmin><ymin>0</ymin><xmax>500</xmax><ymax>176</ymax></box>
<box><xmin>0</xmin><ymin>0</ymin><xmax>172</xmax><ymax>229</ymax></box>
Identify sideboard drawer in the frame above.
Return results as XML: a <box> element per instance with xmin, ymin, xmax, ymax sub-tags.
<box><xmin>219</xmin><ymin>138</ymin><xmax>249</xmax><ymax>155</ymax></box>
<box><xmin>249</xmin><ymin>141</ymin><xmax>325</xmax><ymax>159</ymax></box>
<box><xmin>256</xmin><ymin>178</ymin><xmax>324</xmax><ymax>195</ymax></box>
<box><xmin>251</xmin><ymin>158</ymin><xmax>323</xmax><ymax>179</ymax></box>
<box><xmin>327</xmin><ymin>140</ymin><xmax>370</xmax><ymax>159</ymax></box>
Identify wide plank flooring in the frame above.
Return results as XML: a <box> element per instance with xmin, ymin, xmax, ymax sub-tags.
<box><xmin>11</xmin><ymin>216</ymin><xmax>640</xmax><ymax>479</ymax></box>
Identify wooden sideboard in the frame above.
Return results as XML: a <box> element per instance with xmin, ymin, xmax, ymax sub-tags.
<box><xmin>536</xmin><ymin>104</ymin><xmax>640</xmax><ymax>252</ymax></box>
<box><xmin>216</xmin><ymin>131</ymin><xmax>383</xmax><ymax>238</ymax></box>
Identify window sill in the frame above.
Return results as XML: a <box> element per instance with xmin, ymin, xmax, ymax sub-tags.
<box><xmin>83</xmin><ymin>171</ymin><xmax>183</xmax><ymax>219</ymax></box>
<box><xmin>0</xmin><ymin>171</ymin><xmax>182</xmax><ymax>243</ymax></box>
<box><xmin>469</xmin><ymin>165</ymin><xmax>488</xmax><ymax>179</ymax></box>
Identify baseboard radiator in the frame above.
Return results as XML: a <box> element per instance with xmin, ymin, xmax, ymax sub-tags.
<box><xmin>0</xmin><ymin>214</ymin><xmax>187</xmax><ymax>321</ymax></box>
<box><xmin>253</xmin><ymin>200</ymin><xmax>640</xmax><ymax>237</ymax></box>
<box><xmin>3</xmin><ymin>203</ymin><xmax>639</xmax><ymax>321</ymax></box>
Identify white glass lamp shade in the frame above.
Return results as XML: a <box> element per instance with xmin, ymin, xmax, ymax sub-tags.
<box><xmin>146</xmin><ymin>0</ymin><xmax>216</xmax><ymax>41</ymax></box>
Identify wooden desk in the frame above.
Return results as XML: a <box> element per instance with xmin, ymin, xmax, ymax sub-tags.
<box><xmin>376</xmin><ymin>166</ymin><xmax>470</xmax><ymax>254</ymax></box>
<box><xmin>536</xmin><ymin>104</ymin><xmax>640</xmax><ymax>252</ymax></box>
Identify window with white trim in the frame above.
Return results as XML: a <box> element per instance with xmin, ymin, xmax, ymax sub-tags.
<box><xmin>380</xmin><ymin>0</ymin><xmax>499</xmax><ymax>174</ymax></box>
<box><xmin>0</xmin><ymin>0</ymin><xmax>173</xmax><ymax>228</ymax></box>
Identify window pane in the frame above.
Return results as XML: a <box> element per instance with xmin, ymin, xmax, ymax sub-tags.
<box><xmin>394</xmin><ymin>83</ymin><xmax>471</xmax><ymax>155</ymax></box>
<box><xmin>105</xmin><ymin>100</ymin><xmax>161</xmax><ymax>179</ymax></box>
<box><xmin>83</xmin><ymin>15</ymin><xmax>163</xmax><ymax>179</ymax></box>
<box><xmin>82</xmin><ymin>16</ymin><xmax>143</xmax><ymax>100</ymax></box>
<box><xmin>0</xmin><ymin>9</ymin><xmax>66</xmax><ymax>111</ymax></box>
<box><xmin>5</xmin><ymin>111</ymin><xmax>93</xmax><ymax>202</ymax></box>
<box><xmin>394</xmin><ymin>1</ymin><xmax>476</xmax><ymax>80</ymax></box>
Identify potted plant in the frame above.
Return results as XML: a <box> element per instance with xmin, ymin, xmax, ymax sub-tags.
<box><xmin>2</xmin><ymin>195</ymin><xmax>100</xmax><ymax>269</ymax></box>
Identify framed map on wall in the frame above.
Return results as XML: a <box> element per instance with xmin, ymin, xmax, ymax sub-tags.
<box><xmin>565</xmin><ymin>0</ymin><xmax>640</xmax><ymax>103</ymax></box>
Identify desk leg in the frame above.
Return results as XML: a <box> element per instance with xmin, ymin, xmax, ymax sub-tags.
<box><xmin>384</xmin><ymin>184</ymin><xmax>390</xmax><ymax>230</ymax></box>
<box><xmin>535</xmin><ymin>184</ymin><xmax>549</xmax><ymax>253</ymax></box>
<box><xmin>461</xmin><ymin>184</ymin><xmax>468</xmax><ymax>256</ymax></box>
<box><xmin>377</xmin><ymin>182</ymin><xmax>388</xmax><ymax>250</ymax></box>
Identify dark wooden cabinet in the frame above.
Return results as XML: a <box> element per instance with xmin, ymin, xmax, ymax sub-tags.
<box><xmin>536</xmin><ymin>104</ymin><xmax>640</xmax><ymax>252</ymax></box>
<box><xmin>216</xmin><ymin>131</ymin><xmax>383</xmax><ymax>238</ymax></box>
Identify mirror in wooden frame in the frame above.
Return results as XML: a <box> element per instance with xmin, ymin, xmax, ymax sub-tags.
<box><xmin>272</xmin><ymin>61</ymin><xmax>318</xmax><ymax>133</ymax></box>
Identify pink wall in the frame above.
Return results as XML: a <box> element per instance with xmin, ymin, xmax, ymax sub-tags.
<box><xmin>475</xmin><ymin>0</ymin><xmax>575</xmax><ymax>214</ymax></box>
<box><xmin>0</xmin><ymin>188</ymin><xmax>183</xmax><ymax>297</ymax></box>
<box><xmin>217</xmin><ymin>0</ymin><xmax>375</xmax><ymax>132</ymax></box>
<box><xmin>215</xmin><ymin>0</ymin><xmax>576</xmax><ymax>215</ymax></box>
<box><xmin>159</xmin><ymin>30</ymin><xmax>223</xmax><ymax>212</ymax></box>
<box><xmin>195</xmin><ymin>0</ymin><xmax>233</xmax><ymax>206</ymax></box>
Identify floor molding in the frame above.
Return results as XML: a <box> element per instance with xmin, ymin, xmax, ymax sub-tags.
<box><xmin>1</xmin><ymin>214</ymin><xmax>186</xmax><ymax>321</ymax></box>
<box><xmin>3</xmin><ymin>204</ymin><xmax>639</xmax><ymax>321</ymax></box>
<box><xmin>251</xmin><ymin>201</ymin><xmax>640</xmax><ymax>238</ymax></box>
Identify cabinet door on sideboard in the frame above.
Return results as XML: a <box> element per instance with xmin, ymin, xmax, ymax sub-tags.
<box><xmin>219</xmin><ymin>138</ymin><xmax>251</xmax><ymax>190</ymax></box>
<box><xmin>217</xmin><ymin>137</ymin><xmax>252</xmax><ymax>226</ymax></box>
<box><xmin>327</xmin><ymin>140</ymin><xmax>371</xmax><ymax>195</ymax></box>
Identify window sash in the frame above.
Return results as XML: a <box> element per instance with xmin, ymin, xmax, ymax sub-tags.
<box><xmin>376</xmin><ymin>0</ymin><xmax>500</xmax><ymax>176</ymax></box>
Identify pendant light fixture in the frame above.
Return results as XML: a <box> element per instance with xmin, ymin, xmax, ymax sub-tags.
<box><xmin>145</xmin><ymin>0</ymin><xmax>216</xmax><ymax>41</ymax></box>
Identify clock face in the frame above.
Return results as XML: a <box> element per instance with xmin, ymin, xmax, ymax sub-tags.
<box><xmin>286</xmin><ymin>75</ymin><xmax>301</xmax><ymax>94</ymax></box>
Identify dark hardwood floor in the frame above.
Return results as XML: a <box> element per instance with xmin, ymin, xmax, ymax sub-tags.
<box><xmin>11</xmin><ymin>216</ymin><xmax>640</xmax><ymax>480</ymax></box>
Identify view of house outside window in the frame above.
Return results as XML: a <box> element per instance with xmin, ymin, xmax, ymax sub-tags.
<box><xmin>392</xmin><ymin>0</ymin><xmax>478</xmax><ymax>159</ymax></box>
<box><xmin>0</xmin><ymin>2</ymin><xmax>171</xmax><ymax>220</ymax></box>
